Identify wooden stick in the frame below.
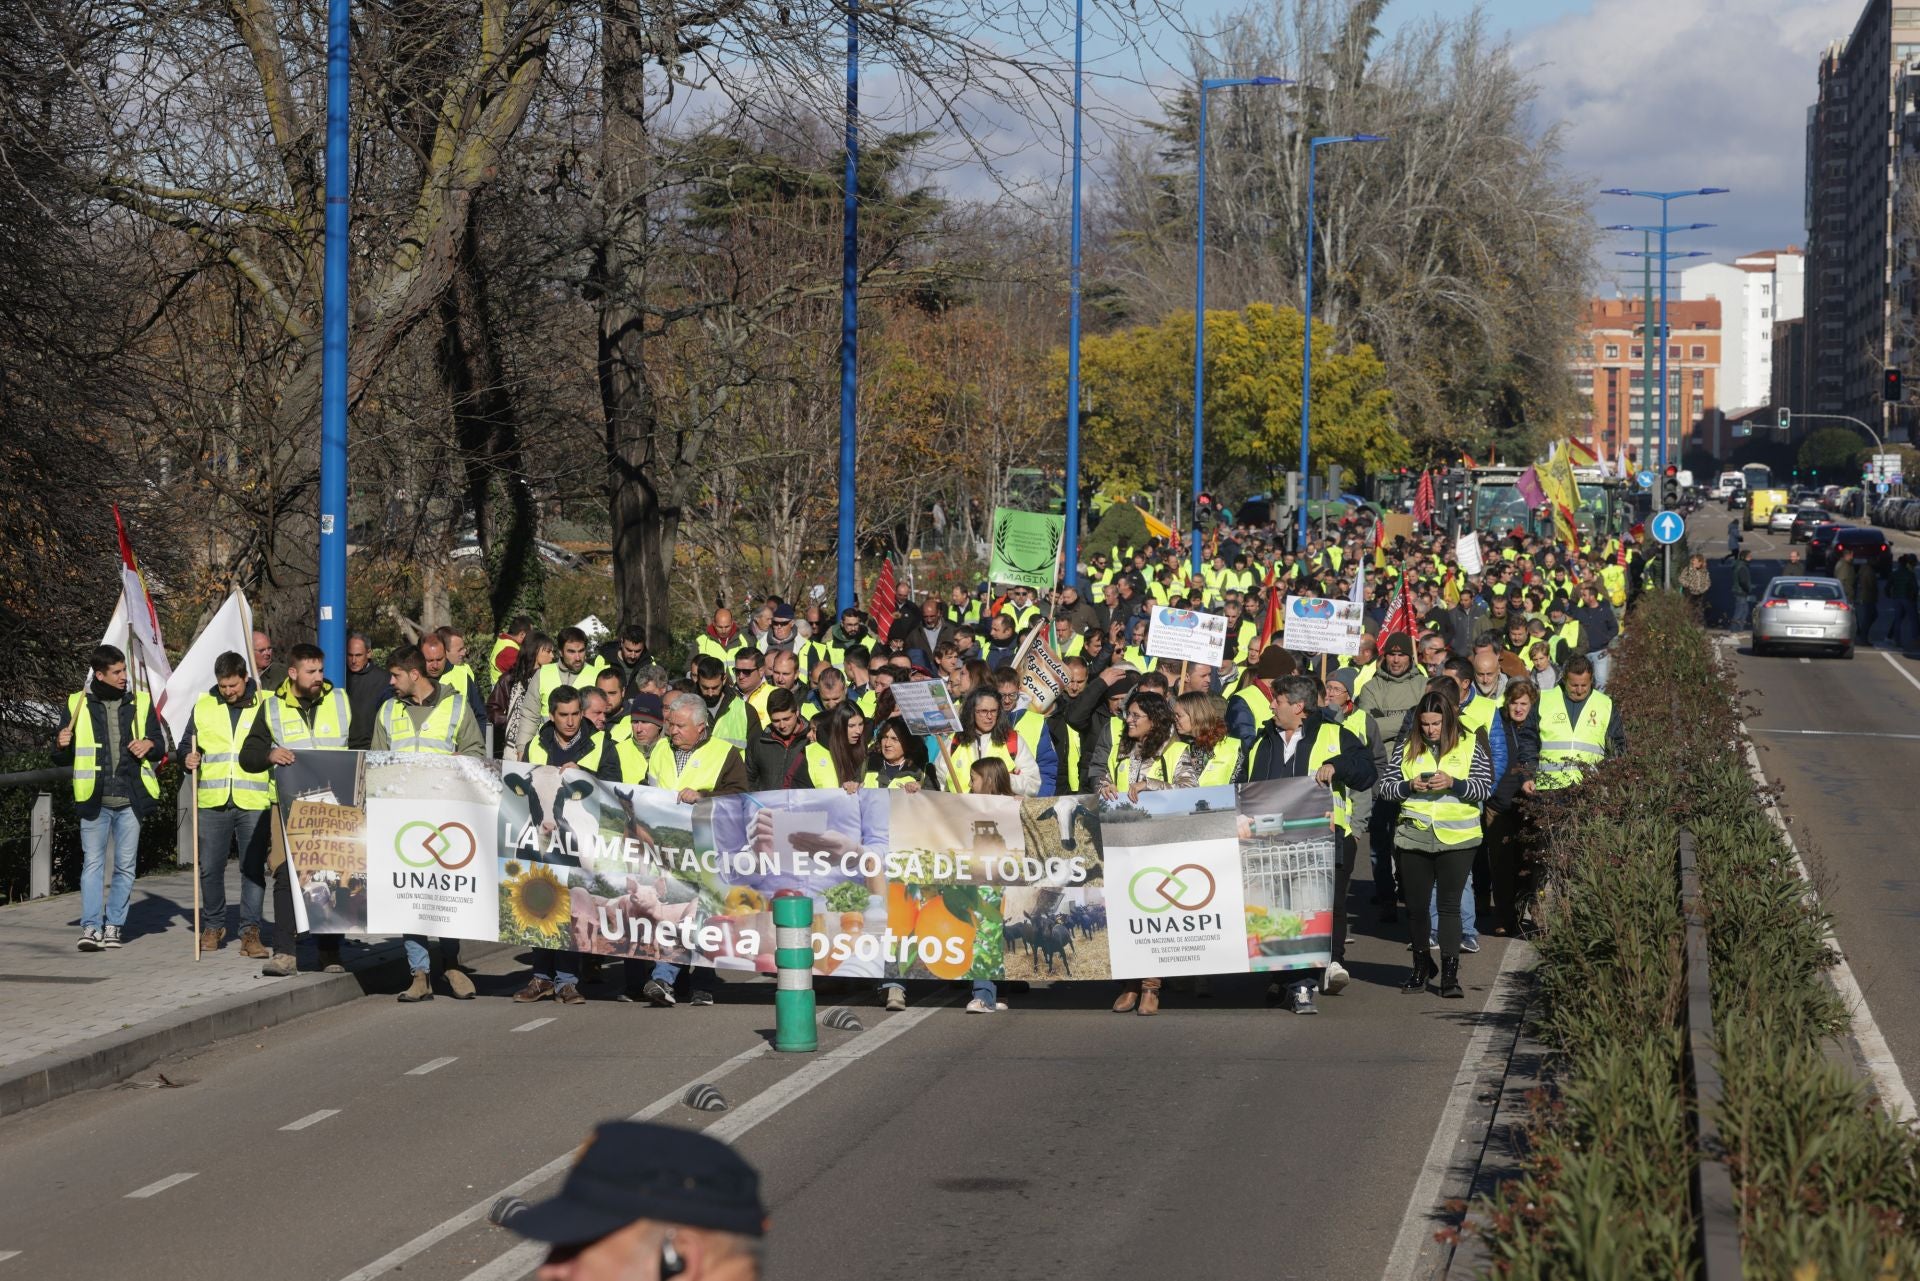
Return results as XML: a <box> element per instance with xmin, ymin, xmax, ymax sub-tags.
<box><xmin>936</xmin><ymin>735</ymin><xmax>961</xmax><ymax>793</ymax></box>
<box><xmin>190</xmin><ymin>769</ymin><xmax>201</xmax><ymax>960</ymax></box>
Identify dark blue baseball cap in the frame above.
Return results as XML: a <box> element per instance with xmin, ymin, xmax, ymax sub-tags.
<box><xmin>508</xmin><ymin>1121</ymin><xmax>767</xmax><ymax>1244</ymax></box>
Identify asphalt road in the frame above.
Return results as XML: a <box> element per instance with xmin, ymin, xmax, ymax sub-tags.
<box><xmin>1688</xmin><ymin>506</ymin><xmax>1920</xmax><ymax>1103</ymax></box>
<box><xmin>0</xmin><ymin>914</ymin><xmax>1517</xmax><ymax>1279</ymax></box>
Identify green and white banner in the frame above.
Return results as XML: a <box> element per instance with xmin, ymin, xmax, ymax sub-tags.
<box><xmin>988</xmin><ymin>506</ymin><xmax>1065</xmax><ymax>591</ymax></box>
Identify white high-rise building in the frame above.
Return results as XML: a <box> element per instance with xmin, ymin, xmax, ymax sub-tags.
<box><xmin>1680</xmin><ymin>249</ymin><xmax>1804</xmax><ymax>413</ymax></box>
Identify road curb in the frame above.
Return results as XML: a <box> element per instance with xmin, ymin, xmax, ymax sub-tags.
<box><xmin>0</xmin><ymin>941</ymin><xmax>506</xmax><ymax>1119</ymax></box>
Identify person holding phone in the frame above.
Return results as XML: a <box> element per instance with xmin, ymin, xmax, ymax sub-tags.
<box><xmin>1375</xmin><ymin>691</ymin><xmax>1493</xmax><ymax>999</ymax></box>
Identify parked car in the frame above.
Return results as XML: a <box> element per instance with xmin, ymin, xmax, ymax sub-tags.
<box><xmin>1768</xmin><ymin>504</ymin><xmax>1802</xmax><ymax>533</ymax></box>
<box><xmin>1752</xmin><ymin>576</ymin><xmax>1854</xmax><ymax>658</ymax></box>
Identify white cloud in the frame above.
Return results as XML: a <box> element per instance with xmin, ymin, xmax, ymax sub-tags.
<box><xmin>1518</xmin><ymin>0</ymin><xmax>1857</xmax><ymax>279</ymax></box>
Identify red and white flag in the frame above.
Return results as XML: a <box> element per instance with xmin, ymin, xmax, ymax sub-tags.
<box><xmin>109</xmin><ymin>505</ymin><xmax>173</xmax><ymax>714</ymax></box>
<box><xmin>1412</xmin><ymin>471</ymin><xmax>1437</xmax><ymax>529</ymax></box>
<box><xmin>869</xmin><ymin>556</ymin><xmax>897</xmax><ymax>635</ymax></box>
<box><xmin>1254</xmin><ymin>564</ymin><xmax>1281</xmax><ymax>655</ymax></box>
<box><xmin>1380</xmin><ymin>580</ymin><xmax>1419</xmax><ymax>642</ymax></box>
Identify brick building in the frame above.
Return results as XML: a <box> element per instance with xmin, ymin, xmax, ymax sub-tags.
<box><xmin>1571</xmin><ymin>298</ymin><xmax>1723</xmax><ymax>468</ymax></box>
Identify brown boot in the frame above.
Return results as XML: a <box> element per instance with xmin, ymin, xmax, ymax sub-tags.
<box><xmin>238</xmin><ymin>926</ymin><xmax>270</xmax><ymax>959</ymax></box>
<box><xmin>316</xmin><ymin>944</ymin><xmax>345</xmax><ymax>974</ymax></box>
<box><xmin>1137</xmin><ymin>978</ymin><xmax>1162</xmax><ymax>1016</ymax></box>
<box><xmin>261</xmin><ymin>953</ymin><xmax>297</xmax><ymax>977</ymax></box>
<box><xmin>397</xmin><ymin>970</ymin><xmax>433</xmax><ymax>1002</ymax></box>
<box><xmin>1112</xmin><ymin>981</ymin><xmax>1140</xmax><ymax>1014</ymax></box>
<box><xmin>198</xmin><ymin>927</ymin><xmax>226</xmax><ymax>953</ymax></box>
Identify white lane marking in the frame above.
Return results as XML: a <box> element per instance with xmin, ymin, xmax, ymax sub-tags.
<box><xmin>452</xmin><ymin>994</ymin><xmax>960</xmax><ymax>1281</ymax></box>
<box><xmin>336</xmin><ymin>1042</ymin><xmax>773</xmax><ymax>1281</ymax></box>
<box><xmin>125</xmin><ymin>1172</ymin><xmax>198</xmax><ymax>1199</ymax></box>
<box><xmin>1880</xmin><ymin>650</ymin><xmax>1920</xmax><ymax>697</ymax></box>
<box><xmin>281</xmin><ymin>1109</ymin><xmax>340</xmax><ymax>1131</ymax></box>
<box><xmin>405</xmin><ymin>1057</ymin><xmax>457</xmax><ymax>1076</ymax></box>
<box><xmin>0</xmin><ymin>1251</ymin><xmax>21</xmax><ymax>1262</ymax></box>
<box><xmin>1738</xmin><ymin>727</ymin><xmax>1917</xmax><ymax>1126</ymax></box>
<box><xmin>1381</xmin><ymin>939</ymin><xmax>1534</xmax><ymax>1281</ymax></box>
<box><xmin>1799</xmin><ymin>657</ymin><xmax>1811</xmax><ymax>664</ymax></box>
<box><xmin>1751</xmin><ymin>728</ymin><xmax>1920</xmax><ymax>741</ymax></box>
<box><xmin>511</xmin><ymin>1018</ymin><xmax>554</xmax><ymax>1033</ymax></box>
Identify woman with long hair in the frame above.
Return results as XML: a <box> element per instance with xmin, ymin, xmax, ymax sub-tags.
<box><xmin>938</xmin><ymin>687</ymin><xmax>1038</xmax><ymax>795</ymax></box>
<box><xmin>864</xmin><ymin>716</ymin><xmax>935</xmax><ymax>791</ymax></box>
<box><xmin>804</xmin><ymin>703</ymin><xmax>868</xmax><ymax>793</ymax></box>
<box><xmin>1172</xmin><ymin>691</ymin><xmax>1237</xmax><ymax>787</ymax></box>
<box><xmin>1375</xmin><ymin>690</ymin><xmax>1494</xmax><ymax>998</ymax></box>
<box><xmin>1098</xmin><ymin>692</ymin><xmax>1180</xmax><ymax>801</ymax></box>
<box><xmin>501</xmin><ymin>632</ymin><xmax>556</xmax><ymax>762</ymax></box>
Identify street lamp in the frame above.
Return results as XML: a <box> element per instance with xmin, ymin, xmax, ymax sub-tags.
<box><xmin>317</xmin><ymin>0</ymin><xmax>350</xmax><ymax>678</ymax></box>
<box><xmin>1297</xmin><ymin>133</ymin><xmax>1385</xmax><ymax>550</ymax></box>
<box><xmin>1192</xmin><ymin>74</ymin><xmax>1290</xmax><ymax>574</ymax></box>
<box><xmin>1600</xmin><ymin>187</ymin><xmax>1727</xmax><ymax>504</ymax></box>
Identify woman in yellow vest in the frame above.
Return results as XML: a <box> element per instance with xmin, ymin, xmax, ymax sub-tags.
<box><xmin>804</xmin><ymin>703</ymin><xmax>868</xmax><ymax>794</ymax></box>
<box><xmin>863</xmin><ymin>717</ymin><xmax>936</xmax><ymax>791</ymax></box>
<box><xmin>1171</xmin><ymin>692</ymin><xmax>1239</xmax><ymax>787</ymax></box>
<box><xmin>1375</xmin><ymin>691</ymin><xmax>1493</xmax><ymax>1000</ymax></box>
<box><xmin>938</xmin><ymin>689</ymin><xmax>1038</xmax><ymax>795</ymax></box>
<box><xmin>1097</xmin><ymin>692</ymin><xmax>1182</xmax><ymax>802</ymax></box>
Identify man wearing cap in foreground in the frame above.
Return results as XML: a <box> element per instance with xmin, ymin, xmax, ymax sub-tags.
<box><xmin>509</xmin><ymin>1121</ymin><xmax>766</xmax><ymax>1280</ymax></box>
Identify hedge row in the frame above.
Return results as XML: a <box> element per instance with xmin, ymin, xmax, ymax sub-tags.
<box><xmin>1473</xmin><ymin>593</ymin><xmax>1920</xmax><ymax>1278</ymax></box>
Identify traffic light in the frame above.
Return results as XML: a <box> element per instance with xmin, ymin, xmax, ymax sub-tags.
<box><xmin>1197</xmin><ymin>492</ymin><xmax>1215</xmax><ymax>526</ymax></box>
<box><xmin>1661</xmin><ymin>463</ymin><xmax>1680</xmax><ymax>510</ymax></box>
<box><xmin>1886</xmin><ymin>368</ymin><xmax>1903</xmax><ymax>403</ymax></box>
<box><xmin>1778</xmin><ymin>407</ymin><xmax>1792</xmax><ymax>431</ymax></box>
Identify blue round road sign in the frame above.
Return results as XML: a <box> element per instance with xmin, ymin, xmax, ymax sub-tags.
<box><xmin>1636</xmin><ymin>469</ymin><xmax>1655</xmax><ymax>490</ymax></box>
<box><xmin>1650</xmin><ymin>510</ymin><xmax>1685</xmax><ymax>545</ymax></box>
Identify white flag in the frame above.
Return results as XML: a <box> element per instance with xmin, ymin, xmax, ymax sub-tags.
<box><xmin>158</xmin><ymin>591</ymin><xmax>258</xmax><ymax>748</ymax></box>
<box><xmin>1349</xmin><ymin>554</ymin><xmax>1366</xmax><ymax>607</ymax></box>
<box><xmin>1455</xmin><ymin>531</ymin><xmax>1484</xmax><ymax>577</ymax></box>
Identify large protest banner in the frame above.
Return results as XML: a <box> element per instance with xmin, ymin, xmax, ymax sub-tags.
<box><xmin>987</xmin><ymin>507</ymin><xmax>1065</xmax><ymax>591</ymax></box>
<box><xmin>281</xmin><ymin>751</ymin><xmax>1347</xmax><ymax>981</ymax></box>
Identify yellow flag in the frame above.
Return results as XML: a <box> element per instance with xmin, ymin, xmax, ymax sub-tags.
<box><xmin>1539</xmin><ymin>450</ymin><xmax>1581</xmax><ymax>546</ymax></box>
<box><xmin>1133</xmin><ymin>504</ymin><xmax>1176</xmax><ymax>541</ymax></box>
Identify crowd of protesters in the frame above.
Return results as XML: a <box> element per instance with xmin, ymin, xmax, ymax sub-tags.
<box><xmin>56</xmin><ymin>502</ymin><xmax>1643</xmax><ymax>1017</ymax></box>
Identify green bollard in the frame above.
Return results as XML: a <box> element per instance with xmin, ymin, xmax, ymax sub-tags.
<box><xmin>771</xmin><ymin>890</ymin><xmax>817</xmax><ymax>1053</ymax></box>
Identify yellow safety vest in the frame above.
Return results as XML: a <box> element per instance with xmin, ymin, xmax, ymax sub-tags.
<box><xmin>1398</xmin><ymin>737</ymin><xmax>1483</xmax><ymax>846</ymax></box>
<box><xmin>695</xmin><ymin>632</ymin><xmax>746</xmax><ymax>664</ymax></box>
<box><xmin>646</xmin><ymin>736</ymin><xmax>737</xmax><ymax>793</ymax></box>
<box><xmin>1180</xmin><ymin>735</ymin><xmax>1240</xmax><ymax>787</ymax></box>
<box><xmin>525</xmin><ymin>728</ymin><xmax>607</xmax><ymax>771</ymax></box>
<box><xmin>488</xmin><ymin>635</ymin><xmax>519</xmax><ymax>675</ymax></box>
<box><xmin>745</xmin><ymin>682</ymin><xmax>775</xmax><ymax>725</ymax></box>
<box><xmin>1458</xmin><ymin>693</ymin><xmax>1497</xmax><ymax>740</ymax></box>
<box><xmin>862</xmin><ymin>765</ymin><xmax>924</xmax><ymax>789</ymax></box>
<box><xmin>263</xmin><ymin>683</ymin><xmax>350</xmax><ymax>748</ymax></box>
<box><xmin>1600</xmin><ymin>563</ymin><xmax>1627</xmax><ymax>607</ymax></box>
<box><xmin>440</xmin><ymin>664</ymin><xmax>475</xmax><ymax>701</ymax></box>
<box><xmin>536</xmin><ymin>660</ymin><xmax>608</xmax><ymax>713</ymax></box>
<box><xmin>1307</xmin><ymin>712</ymin><xmax>1368</xmax><ymax>835</ymax></box>
<box><xmin>191</xmin><ymin>692</ymin><xmax>271</xmax><ymax>810</ymax></box>
<box><xmin>1229</xmin><ymin>682</ymin><xmax>1273</xmax><ymax>739</ymax></box>
<box><xmin>947</xmin><ymin>732</ymin><xmax>1025</xmax><ymax>794</ymax></box>
<box><xmin>805</xmin><ymin>741</ymin><xmax>855</xmax><ymax>788</ymax></box>
<box><xmin>67</xmin><ymin>689</ymin><xmax>161</xmax><ymax>806</ymax></box>
<box><xmin>712</xmin><ymin>693</ymin><xmax>750</xmax><ymax>749</ymax></box>
<box><xmin>1114</xmin><ymin>740</ymin><xmax>1184</xmax><ymax>792</ymax></box>
<box><xmin>380</xmin><ymin>694</ymin><xmax>464</xmax><ymax>755</ymax></box>
<box><xmin>1535</xmin><ymin>687</ymin><xmax>1614</xmax><ymax>790</ymax></box>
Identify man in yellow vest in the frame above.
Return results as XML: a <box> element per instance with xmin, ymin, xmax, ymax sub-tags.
<box><xmin>237</xmin><ymin>642</ymin><xmax>351</xmax><ymax>975</ymax></box>
<box><xmin>181</xmin><ymin>652</ymin><xmax>273</xmax><ymax>957</ymax></box>
<box><xmin>489</xmin><ymin>615</ymin><xmax>532</xmax><ymax>681</ymax></box>
<box><xmin>423</xmin><ymin>632</ymin><xmax>487</xmax><ymax>736</ymax></box>
<box><xmin>536</xmin><ymin>626</ymin><xmax>608</xmax><ymax>712</ymax></box>
<box><xmin>56</xmin><ymin>644</ymin><xmax>162</xmax><ymax>952</ymax></box>
<box><xmin>1533</xmin><ymin>655</ymin><xmax>1621</xmax><ymax>792</ymax></box>
<box><xmin>377</xmin><ymin>644</ymin><xmax>486</xmax><ymax>1002</ymax></box>
<box><xmin>640</xmin><ymin>693</ymin><xmax>747</xmax><ymax>1008</ymax></box>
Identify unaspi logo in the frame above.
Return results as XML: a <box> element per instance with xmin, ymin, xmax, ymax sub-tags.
<box><xmin>393</xmin><ymin>820</ymin><xmax>479</xmax><ymax>891</ymax></box>
<box><xmin>1126</xmin><ymin>863</ymin><xmax>1222</xmax><ymax>935</ymax></box>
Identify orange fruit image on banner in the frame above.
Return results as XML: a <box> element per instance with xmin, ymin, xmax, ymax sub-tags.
<box><xmin>887</xmin><ymin>882</ymin><xmax>921</xmax><ymax>938</ymax></box>
<box><xmin>913</xmin><ymin>897</ymin><xmax>976</xmax><ymax>980</ymax></box>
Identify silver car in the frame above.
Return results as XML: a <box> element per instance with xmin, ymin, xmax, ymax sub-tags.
<box><xmin>1752</xmin><ymin>576</ymin><xmax>1855</xmax><ymax>658</ymax></box>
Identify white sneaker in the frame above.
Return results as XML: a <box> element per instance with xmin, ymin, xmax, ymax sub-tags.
<box><xmin>1322</xmin><ymin>961</ymin><xmax>1350</xmax><ymax>995</ymax></box>
<box><xmin>885</xmin><ymin>987</ymin><xmax>907</xmax><ymax>1012</ymax></box>
<box><xmin>965</xmin><ymin>998</ymin><xmax>1007</xmax><ymax>1013</ymax></box>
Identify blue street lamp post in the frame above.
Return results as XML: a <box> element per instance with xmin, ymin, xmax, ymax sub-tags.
<box><xmin>836</xmin><ymin>0</ymin><xmax>859</xmax><ymax>610</ymax></box>
<box><xmin>1064</xmin><ymin>0</ymin><xmax>1085</xmax><ymax>586</ymax></box>
<box><xmin>316</xmin><ymin>0</ymin><xmax>350</xmax><ymax>680</ymax></box>
<box><xmin>1297</xmin><ymin>134</ymin><xmax>1384</xmax><ymax>551</ymax></box>
<box><xmin>1602</xmin><ymin>186</ymin><xmax>1726</xmax><ymax>511</ymax></box>
<box><xmin>1192</xmin><ymin>76</ymin><xmax>1289</xmax><ymax>574</ymax></box>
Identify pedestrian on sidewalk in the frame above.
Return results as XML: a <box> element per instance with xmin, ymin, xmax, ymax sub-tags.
<box><xmin>505</xmin><ymin>1120</ymin><xmax>766</xmax><ymax>1280</ymax></box>
<box><xmin>237</xmin><ymin>643</ymin><xmax>350</xmax><ymax>975</ymax></box>
<box><xmin>179</xmin><ymin>652</ymin><xmax>272</xmax><ymax>956</ymax></box>
<box><xmin>1885</xmin><ymin>554</ymin><xmax>1919</xmax><ymax>651</ymax></box>
<box><xmin>1731</xmin><ymin>550</ymin><xmax>1755</xmax><ymax>631</ymax></box>
<box><xmin>377</xmin><ymin>644</ymin><xmax>487</xmax><ymax>1002</ymax></box>
<box><xmin>56</xmin><ymin>644</ymin><xmax>162</xmax><ymax>951</ymax></box>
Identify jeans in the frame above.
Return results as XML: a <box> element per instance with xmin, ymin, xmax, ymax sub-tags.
<box><xmin>533</xmin><ymin>947</ymin><xmax>578</xmax><ymax>986</ymax></box>
<box><xmin>1732</xmin><ymin>592</ymin><xmax>1753</xmax><ymax>630</ymax></box>
<box><xmin>971</xmin><ymin>979</ymin><xmax>999</xmax><ymax>1006</ymax></box>
<box><xmin>80</xmin><ymin>806</ymin><xmax>141</xmax><ymax>930</ymax></box>
<box><xmin>403</xmin><ymin>935</ymin><xmax>460</xmax><ymax>974</ymax></box>
<box><xmin>196</xmin><ymin>805</ymin><xmax>268</xmax><ymax>933</ymax></box>
<box><xmin>1331</xmin><ymin>830</ymin><xmax>1357</xmax><ymax>965</ymax></box>
<box><xmin>1585</xmin><ymin>649</ymin><xmax>1612</xmax><ymax>691</ymax></box>
<box><xmin>1882</xmin><ymin>597</ymin><xmax>1917</xmax><ymax>650</ymax></box>
<box><xmin>651</xmin><ymin>960</ymin><xmax>717</xmax><ymax>992</ymax></box>
<box><xmin>1429</xmin><ymin>868</ymin><xmax>1477</xmax><ymax>946</ymax></box>
<box><xmin>1855</xmin><ymin>598</ymin><xmax>1877</xmax><ymax>646</ymax></box>
<box><xmin>1396</xmin><ymin>843</ymin><xmax>1477</xmax><ymax>959</ymax></box>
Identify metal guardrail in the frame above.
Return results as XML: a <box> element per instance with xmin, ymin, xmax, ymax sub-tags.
<box><xmin>1</xmin><ymin>767</ymin><xmax>70</xmax><ymax>900</ymax></box>
<box><xmin>1678</xmin><ymin>827</ymin><xmax>1743</xmax><ymax>1278</ymax></box>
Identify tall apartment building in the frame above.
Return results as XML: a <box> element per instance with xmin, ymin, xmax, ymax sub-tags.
<box><xmin>1802</xmin><ymin>2</ymin><xmax>1920</xmax><ymax>435</ymax></box>
<box><xmin>1571</xmin><ymin>299</ymin><xmax>1722</xmax><ymax>467</ymax></box>
<box><xmin>1680</xmin><ymin>250</ymin><xmax>1803</xmax><ymax>413</ymax></box>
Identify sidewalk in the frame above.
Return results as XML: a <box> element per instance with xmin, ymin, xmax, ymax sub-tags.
<box><xmin>0</xmin><ymin>866</ymin><xmax>417</xmax><ymax>1117</ymax></box>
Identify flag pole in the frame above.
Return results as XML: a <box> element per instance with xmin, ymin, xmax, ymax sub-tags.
<box><xmin>191</xmin><ymin>776</ymin><xmax>202</xmax><ymax>960</ymax></box>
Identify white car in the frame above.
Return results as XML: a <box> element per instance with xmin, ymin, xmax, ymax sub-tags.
<box><xmin>1768</xmin><ymin>505</ymin><xmax>1798</xmax><ymax>533</ymax></box>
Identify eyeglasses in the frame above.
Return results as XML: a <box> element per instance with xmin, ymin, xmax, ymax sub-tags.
<box><xmin>734</xmin><ymin>665</ymin><xmax>759</xmax><ymax>675</ymax></box>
